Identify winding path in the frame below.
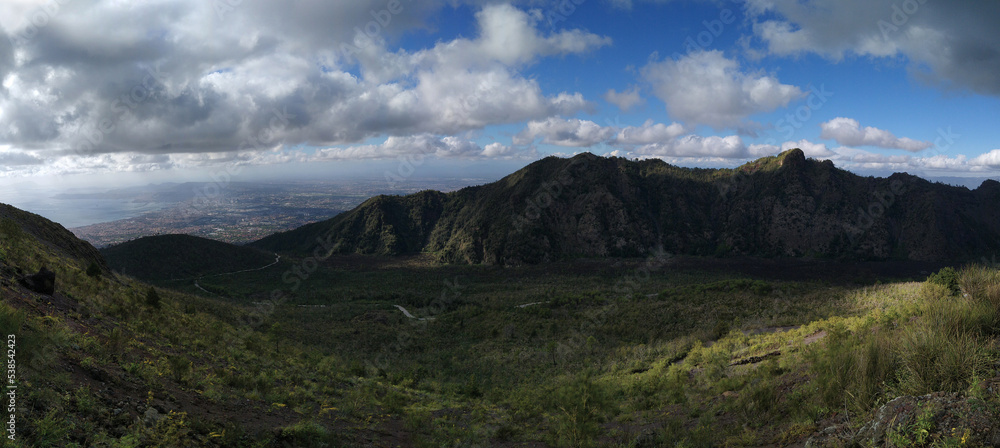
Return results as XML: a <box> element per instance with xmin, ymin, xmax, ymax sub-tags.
<box><xmin>193</xmin><ymin>254</ymin><xmax>280</xmax><ymax>296</ymax></box>
<box><xmin>393</xmin><ymin>305</ymin><xmax>435</xmax><ymax>321</ymax></box>
<box><xmin>514</xmin><ymin>301</ymin><xmax>549</xmax><ymax>308</ymax></box>
<box><xmin>393</xmin><ymin>300</ymin><xmax>560</xmax><ymax>320</ymax></box>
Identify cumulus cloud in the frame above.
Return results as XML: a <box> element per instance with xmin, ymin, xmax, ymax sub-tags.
<box><xmin>0</xmin><ymin>1</ymin><xmax>608</xmax><ymax>170</ymax></box>
<box><xmin>613</xmin><ymin>120</ymin><xmax>688</xmax><ymax>145</ymax></box>
<box><xmin>512</xmin><ymin>116</ymin><xmax>752</xmax><ymax>159</ymax></box>
<box><xmin>514</xmin><ymin>117</ymin><xmax>616</xmax><ymax>147</ymax></box>
<box><xmin>744</xmin><ymin>0</ymin><xmax>1000</xmax><ymax>95</ymax></box>
<box><xmin>742</xmin><ymin>141</ymin><xmax>999</xmax><ymax>175</ymax></box>
<box><xmin>315</xmin><ymin>135</ymin><xmax>528</xmax><ymax>160</ymax></box>
<box><xmin>633</xmin><ymin>135</ymin><xmax>747</xmax><ymax>158</ymax></box>
<box><xmin>971</xmin><ymin>150</ymin><xmax>1000</xmax><ymax>168</ymax></box>
<box><xmin>748</xmin><ymin>143</ymin><xmax>780</xmax><ymax>157</ymax></box>
<box><xmin>641</xmin><ymin>51</ymin><xmax>804</xmax><ymax>130</ymax></box>
<box><xmin>833</xmin><ymin>147</ymin><xmax>911</xmax><ymax>165</ymax></box>
<box><xmin>0</xmin><ymin>148</ymin><xmax>44</xmax><ymax>167</ymax></box>
<box><xmin>781</xmin><ymin>139</ymin><xmax>835</xmax><ymax>158</ymax></box>
<box><xmin>465</xmin><ymin>4</ymin><xmax>612</xmax><ymax>66</ymax></box>
<box><xmin>820</xmin><ymin>117</ymin><xmax>932</xmax><ymax>151</ymax></box>
<box><xmin>603</xmin><ymin>87</ymin><xmax>645</xmax><ymax>112</ymax></box>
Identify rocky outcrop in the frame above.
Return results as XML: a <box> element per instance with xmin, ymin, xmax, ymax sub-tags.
<box><xmin>806</xmin><ymin>393</ymin><xmax>1000</xmax><ymax>447</ymax></box>
<box><xmin>19</xmin><ymin>266</ymin><xmax>55</xmax><ymax>295</ymax></box>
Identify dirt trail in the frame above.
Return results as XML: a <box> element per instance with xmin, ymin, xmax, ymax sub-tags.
<box><xmin>193</xmin><ymin>253</ymin><xmax>280</xmax><ymax>296</ymax></box>
<box><xmin>393</xmin><ymin>305</ymin><xmax>434</xmax><ymax>321</ymax></box>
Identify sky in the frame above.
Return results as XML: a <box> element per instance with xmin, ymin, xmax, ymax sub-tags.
<box><xmin>2</xmin><ymin>0</ymin><xmax>1000</xmax><ymax>194</ymax></box>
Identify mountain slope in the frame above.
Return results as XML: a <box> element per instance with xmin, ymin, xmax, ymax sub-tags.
<box><xmin>251</xmin><ymin>190</ymin><xmax>446</xmax><ymax>257</ymax></box>
<box><xmin>251</xmin><ymin>150</ymin><xmax>1000</xmax><ymax>264</ymax></box>
<box><xmin>0</xmin><ymin>204</ymin><xmax>375</xmax><ymax>446</ymax></box>
<box><xmin>101</xmin><ymin>234</ymin><xmax>275</xmax><ymax>282</ymax></box>
<box><xmin>1</xmin><ymin>203</ymin><xmax>108</xmax><ymax>272</ymax></box>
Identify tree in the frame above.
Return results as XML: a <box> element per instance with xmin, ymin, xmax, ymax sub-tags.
<box><xmin>86</xmin><ymin>262</ymin><xmax>101</xmax><ymax>279</ymax></box>
<box><xmin>549</xmin><ymin>371</ymin><xmax>613</xmax><ymax>448</ymax></box>
<box><xmin>268</xmin><ymin>323</ymin><xmax>283</xmax><ymax>352</ymax></box>
<box><xmin>145</xmin><ymin>287</ymin><xmax>161</xmax><ymax>309</ymax></box>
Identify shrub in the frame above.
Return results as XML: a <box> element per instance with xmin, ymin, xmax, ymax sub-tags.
<box><xmin>811</xmin><ymin>268</ymin><xmax>1000</xmax><ymax>414</ymax></box>
<box><xmin>897</xmin><ymin>327</ymin><xmax>992</xmax><ymax>395</ymax></box>
<box><xmin>0</xmin><ymin>218</ymin><xmax>26</xmax><ymax>263</ymax></box>
<box><xmin>145</xmin><ymin>288</ymin><xmax>161</xmax><ymax>309</ymax></box>
<box><xmin>85</xmin><ymin>262</ymin><xmax>101</xmax><ymax>279</ymax></box>
<box><xmin>107</xmin><ymin>327</ymin><xmax>124</xmax><ymax>356</ymax></box>
<box><xmin>927</xmin><ymin>267</ymin><xmax>960</xmax><ymax>295</ymax></box>
<box><xmin>959</xmin><ymin>265</ymin><xmax>1000</xmax><ymax>309</ymax></box>
<box><xmin>735</xmin><ymin>376</ymin><xmax>778</xmax><ymax>428</ymax></box>
<box><xmin>0</xmin><ymin>219</ymin><xmax>23</xmax><ymax>243</ymax></box>
<box><xmin>547</xmin><ymin>372</ymin><xmax>613</xmax><ymax>448</ymax></box>
<box><xmin>806</xmin><ymin>323</ymin><xmax>897</xmax><ymax>413</ymax></box>
<box><xmin>0</xmin><ymin>303</ymin><xmax>26</xmax><ymax>335</ymax></box>
<box><xmin>31</xmin><ymin>408</ymin><xmax>70</xmax><ymax>447</ymax></box>
<box><xmin>279</xmin><ymin>421</ymin><xmax>333</xmax><ymax>447</ymax></box>
<box><xmin>167</xmin><ymin>355</ymin><xmax>191</xmax><ymax>383</ymax></box>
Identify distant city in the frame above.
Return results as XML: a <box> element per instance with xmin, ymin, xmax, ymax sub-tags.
<box><xmin>68</xmin><ymin>178</ymin><xmax>491</xmax><ymax>247</ymax></box>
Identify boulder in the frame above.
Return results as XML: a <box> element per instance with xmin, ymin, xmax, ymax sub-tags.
<box><xmin>143</xmin><ymin>408</ymin><xmax>163</xmax><ymax>427</ymax></box>
<box><xmin>19</xmin><ymin>266</ymin><xmax>55</xmax><ymax>295</ymax></box>
<box><xmin>807</xmin><ymin>393</ymin><xmax>1000</xmax><ymax>447</ymax></box>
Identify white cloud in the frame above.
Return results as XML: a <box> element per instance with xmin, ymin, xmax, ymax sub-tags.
<box><xmin>781</xmin><ymin>139</ymin><xmax>835</xmax><ymax>158</ymax></box>
<box><xmin>833</xmin><ymin>147</ymin><xmax>911</xmax><ymax>165</ymax></box>
<box><xmin>633</xmin><ymin>135</ymin><xmax>747</xmax><ymax>158</ymax></box>
<box><xmin>514</xmin><ymin>117</ymin><xmax>616</xmax><ymax>147</ymax></box>
<box><xmin>971</xmin><ymin>150</ymin><xmax>1000</xmax><ymax>168</ymax></box>
<box><xmin>315</xmin><ymin>134</ymin><xmax>529</xmax><ymax>160</ymax></box>
<box><xmin>820</xmin><ymin>117</ymin><xmax>931</xmax><ymax>151</ymax></box>
<box><xmin>481</xmin><ymin>142</ymin><xmax>518</xmax><ymax>158</ymax></box>
<box><xmin>513</xmin><ymin>116</ymin><xmax>751</xmax><ymax>159</ymax></box>
<box><xmin>641</xmin><ymin>50</ymin><xmax>804</xmax><ymax>129</ymax></box>
<box><xmin>0</xmin><ymin>148</ymin><xmax>43</xmax><ymax>167</ymax></box>
<box><xmin>762</xmin><ymin>143</ymin><xmax>1000</xmax><ymax>175</ymax></box>
<box><xmin>471</xmin><ymin>4</ymin><xmax>611</xmax><ymax>66</ymax></box>
<box><xmin>613</xmin><ymin>120</ymin><xmax>687</xmax><ymax>145</ymax></box>
<box><xmin>745</xmin><ymin>0</ymin><xmax>1000</xmax><ymax>95</ymax></box>
<box><xmin>748</xmin><ymin>143</ymin><xmax>780</xmax><ymax>157</ymax></box>
<box><xmin>603</xmin><ymin>87</ymin><xmax>645</xmax><ymax>112</ymax></box>
<box><xmin>0</xmin><ymin>2</ymin><xmax>609</xmax><ymax>170</ymax></box>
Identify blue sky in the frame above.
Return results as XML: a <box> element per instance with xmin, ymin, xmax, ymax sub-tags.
<box><xmin>1</xmin><ymin>0</ymin><xmax>1000</xmax><ymax>192</ymax></box>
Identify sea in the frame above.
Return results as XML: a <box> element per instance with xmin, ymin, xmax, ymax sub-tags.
<box><xmin>0</xmin><ymin>188</ymin><xmax>173</xmax><ymax>229</ymax></box>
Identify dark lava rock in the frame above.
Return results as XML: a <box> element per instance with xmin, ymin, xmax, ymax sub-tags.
<box><xmin>19</xmin><ymin>266</ymin><xmax>55</xmax><ymax>295</ymax></box>
<box><xmin>807</xmin><ymin>392</ymin><xmax>1000</xmax><ymax>447</ymax></box>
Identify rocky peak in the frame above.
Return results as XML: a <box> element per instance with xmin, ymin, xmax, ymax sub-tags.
<box><xmin>779</xmin><ymin>148</ymin><xmax>806</xmax><ymax>170</ymax></box>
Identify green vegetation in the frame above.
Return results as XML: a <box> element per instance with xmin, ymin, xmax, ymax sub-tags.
<box><xmin>145</xmin><ymin>287</ymin><xmax>162</xmax><ymax>309</ymax></box>
<box><xmin>101</xmin><ymin>234</ymin><xmax>274</xmax><ymax>283</ymax></box>
<box><xmin>251</xmin><ymin>150</ymin><xmax>1000</xmax><ymax>264</ymax></box>
<box><xmin>4</xmin><ymin>202</ymin><xmax>1000</xmax><ymax>446</ymax></box>
<box><xmin>85</xmin><ymin>262</ymin><xmax>102</xmax><ymax>279</ymax></box>
<box><xmin>927</xmin><ymin>266</ymin><xmax>961</xmax><ymax>295</ymax></box>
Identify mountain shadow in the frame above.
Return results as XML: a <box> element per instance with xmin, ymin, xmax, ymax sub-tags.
<box><xmin>101</xmin><ymin>234</ymin><xmax>275</xmax><ymax>282</ymax></box>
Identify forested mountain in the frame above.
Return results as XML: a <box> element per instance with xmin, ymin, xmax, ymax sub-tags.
<box><xmin>251</xmin><ymin>149</ymin><xmax>1000</xmax><ymax>264</ymax></box>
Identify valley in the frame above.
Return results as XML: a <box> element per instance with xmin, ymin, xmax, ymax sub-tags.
<box><xmin>6</xmin><ymin>1</ymin><xmax>1000</xmax><ymax>446</ymax></box>
<box><xmin>2</xmin><ymin>152</ymin><xmax>1000</xmax><ymax>447</ymax></box>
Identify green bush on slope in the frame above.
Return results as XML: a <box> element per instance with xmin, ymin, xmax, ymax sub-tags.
<box><xmin>810</xmin><ymin>265</ymin><xmax>1000</xmax><ymax>415</ymax></box>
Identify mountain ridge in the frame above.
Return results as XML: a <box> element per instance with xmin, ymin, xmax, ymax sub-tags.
<box><xmin>101</xmin><ymin>233</ymin><xmax>275</xmax><ymax>282</ymax></box>
<box><xmin>250</xmin><ymin>149</ymin><xmax>1000</xmax><ymax>264</ymax></box>
<box><xmin>0</xmin><ymin>202</ymin><xmax>108</xmax><ymax>272</ymax></box>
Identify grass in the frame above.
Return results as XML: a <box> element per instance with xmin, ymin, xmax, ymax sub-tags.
<box><xmin>4</xmin><ymin>216</ymin><xmax>1000</xmax><ymax>446</ymax></box>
